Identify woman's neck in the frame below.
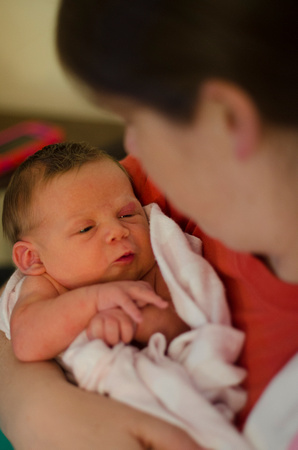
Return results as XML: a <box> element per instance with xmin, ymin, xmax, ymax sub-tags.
<box><xmin>265</xmin><ymin>239</ymin><xmax>298</xmax><ymax>284</ymax></box>
<box><xmin>261</xmin><ymin>131</ymin><xmax>298</xmax><ymax>284</ymax></box>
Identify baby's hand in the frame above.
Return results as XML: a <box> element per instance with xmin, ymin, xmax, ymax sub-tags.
<box><xmin>94</xmin><ymin>280</ymin><xmax>168</xmax><ymax>324</ymax></box>
<box><xmin>86</xmin><ymin>309</ymin><xmax>135</xmax><ymax>345</ymax></box>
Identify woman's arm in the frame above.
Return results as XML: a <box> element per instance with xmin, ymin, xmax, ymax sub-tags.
<box><xmin>0</xmin><ymin>332</ymin><xmax>201</xmax><ymax>450</ymax></box>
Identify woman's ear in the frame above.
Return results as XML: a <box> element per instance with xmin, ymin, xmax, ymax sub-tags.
<box><xmin>12</xmin><ymin>241</ymin><xmax>45</xmax><ymax>275</ymax></box>
<box><xmin>199</xmin><ymin>79</ymin><xmax>261</xmax><ymax>161</ymax></box>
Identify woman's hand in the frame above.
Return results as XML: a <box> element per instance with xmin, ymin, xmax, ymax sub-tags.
<box><xmin>0</xmin><ymin>332</ymin><xmax>202</xmax><ymax>450</ymax></box>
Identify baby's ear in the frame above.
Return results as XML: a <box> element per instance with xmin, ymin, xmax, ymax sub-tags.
<box><xmin>12</xmin><ymin>241</ymin><xmax>45</xmax><ymax>275</ymax></box>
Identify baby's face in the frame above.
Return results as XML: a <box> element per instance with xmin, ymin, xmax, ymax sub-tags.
<box><xmin>28</xmin><ymin>159</ymin><xmax>155</xmax><ymax>289</ymax></box>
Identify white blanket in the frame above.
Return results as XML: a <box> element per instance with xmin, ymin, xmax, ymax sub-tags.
<box><xmin>244</xmin><ymin>353</ymin><xmax>298</xmax><ymax>450</ymax></box>
<box><xmin>61</xmin><ymin>203</ymin><xmax>250</xmax><ymax>449</ymax></box>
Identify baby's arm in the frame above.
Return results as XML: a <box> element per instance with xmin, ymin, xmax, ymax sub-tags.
<box><xmin>10</xmin><ymin>276</ymin><xmax>167</xmax><ymax>362</ymax></box>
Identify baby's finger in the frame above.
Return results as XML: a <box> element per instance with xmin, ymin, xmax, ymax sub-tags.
<box><xmin>116</xmin><ymin>293</ymin><xmax>143</xmax><ymax>323</ymax></box>
<box><xmin>86</xmin><ymin>314</ymin><xmax>104</xmax><ymax>341</ymax></box>
<box><xmin>118</xmin><ymin>286</ymin><xmax>168</xmax><ymax>322</ymax></box>
<box><xmin>119</xmin><ymin>314</ymin><xmax>136</xmax><ymax>343</ymax></box>
<box><xmin>128</xmin><ymin>281</ymin><xmax>169</xmax><ymax>309</ymax></box>
<box><xmin>96</xmin><ymin>283</ymin><xmax>143</xmax><ymax>322</ymax></box>
<box><xmin>103</xmin><ymin>314</ymin><xmax>121</xmax><ymax>346</ymax></box>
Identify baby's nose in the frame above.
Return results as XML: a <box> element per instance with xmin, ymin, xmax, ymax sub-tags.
<box><xmin>105</xmin><ymin>221</ymin><xmax>129</xmax><ymax>243</ymax></box>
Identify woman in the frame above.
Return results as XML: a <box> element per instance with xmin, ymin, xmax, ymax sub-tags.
<box><xmin>0</xmin><ymin>1</ymin><xmax>297</xmax><ymax>448</ymax></box>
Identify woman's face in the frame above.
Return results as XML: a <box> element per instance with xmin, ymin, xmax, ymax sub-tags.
<box><xmin>98</xmin><ymin>94</ymin><xmax>276</xmax><ymax>254</ymax></box>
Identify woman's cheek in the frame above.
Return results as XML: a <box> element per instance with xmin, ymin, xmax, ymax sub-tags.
<box><xmin>124</xmin><ymin>126</ymin><xmax>139</xmax><ymax>157</ymax></box>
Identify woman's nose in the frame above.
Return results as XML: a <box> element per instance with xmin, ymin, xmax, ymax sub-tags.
<box><xmin>104</xmin><ymin>221</ymin><xmax>129</xmax><ymax>243</ymax></box>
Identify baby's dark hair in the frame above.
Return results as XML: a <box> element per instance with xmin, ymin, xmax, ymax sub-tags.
<box><xmin>2</xmin><ymin>141</ymin><xmax>128</xmax><ymax>244</ymax></box>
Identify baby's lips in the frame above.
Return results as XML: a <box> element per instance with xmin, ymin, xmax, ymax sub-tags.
<box><xmin>115</xmin><ymin>251</ymin><xmax>135</xmax><ymax>263</ymax></box>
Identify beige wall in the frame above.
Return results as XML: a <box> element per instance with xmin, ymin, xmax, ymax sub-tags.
<box><xmin>0</xmin><ymin>0</ymin><xmax>117</xmax><ymax>122</ymax></box>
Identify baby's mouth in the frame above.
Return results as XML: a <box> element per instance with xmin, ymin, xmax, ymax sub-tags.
<box><xmin>115</xmin><ymin>251</ymin><xmax>135</xmax><ymax>263</ymax></box>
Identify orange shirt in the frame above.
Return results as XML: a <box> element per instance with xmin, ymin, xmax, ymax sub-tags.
<box><xmin>122</xmin><ymin>155</ymin><xmax>298</xmax><ymax>428</ymax></box>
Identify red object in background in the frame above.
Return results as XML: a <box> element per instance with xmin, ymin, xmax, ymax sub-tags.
<box><xmin>0</xmin><ymin>121</ymin><xmax>65</xmax><ymax>175</ymax></box>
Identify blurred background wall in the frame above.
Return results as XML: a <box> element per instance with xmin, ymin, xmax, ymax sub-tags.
<box><xmin>0</xmin><ymin>0</ymin><xmax>118</xmax><ymax>121</ymax></box>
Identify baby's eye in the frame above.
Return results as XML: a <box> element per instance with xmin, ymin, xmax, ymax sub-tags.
<box><xmin>119</xmin><ymin>214</ymin><xmax>133</xmax><ymax>219</ymax></box>
<box><xmin>79</xmin><ymin>226</ymin><xmax>93</xmax><ymax>234</ymax></box>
